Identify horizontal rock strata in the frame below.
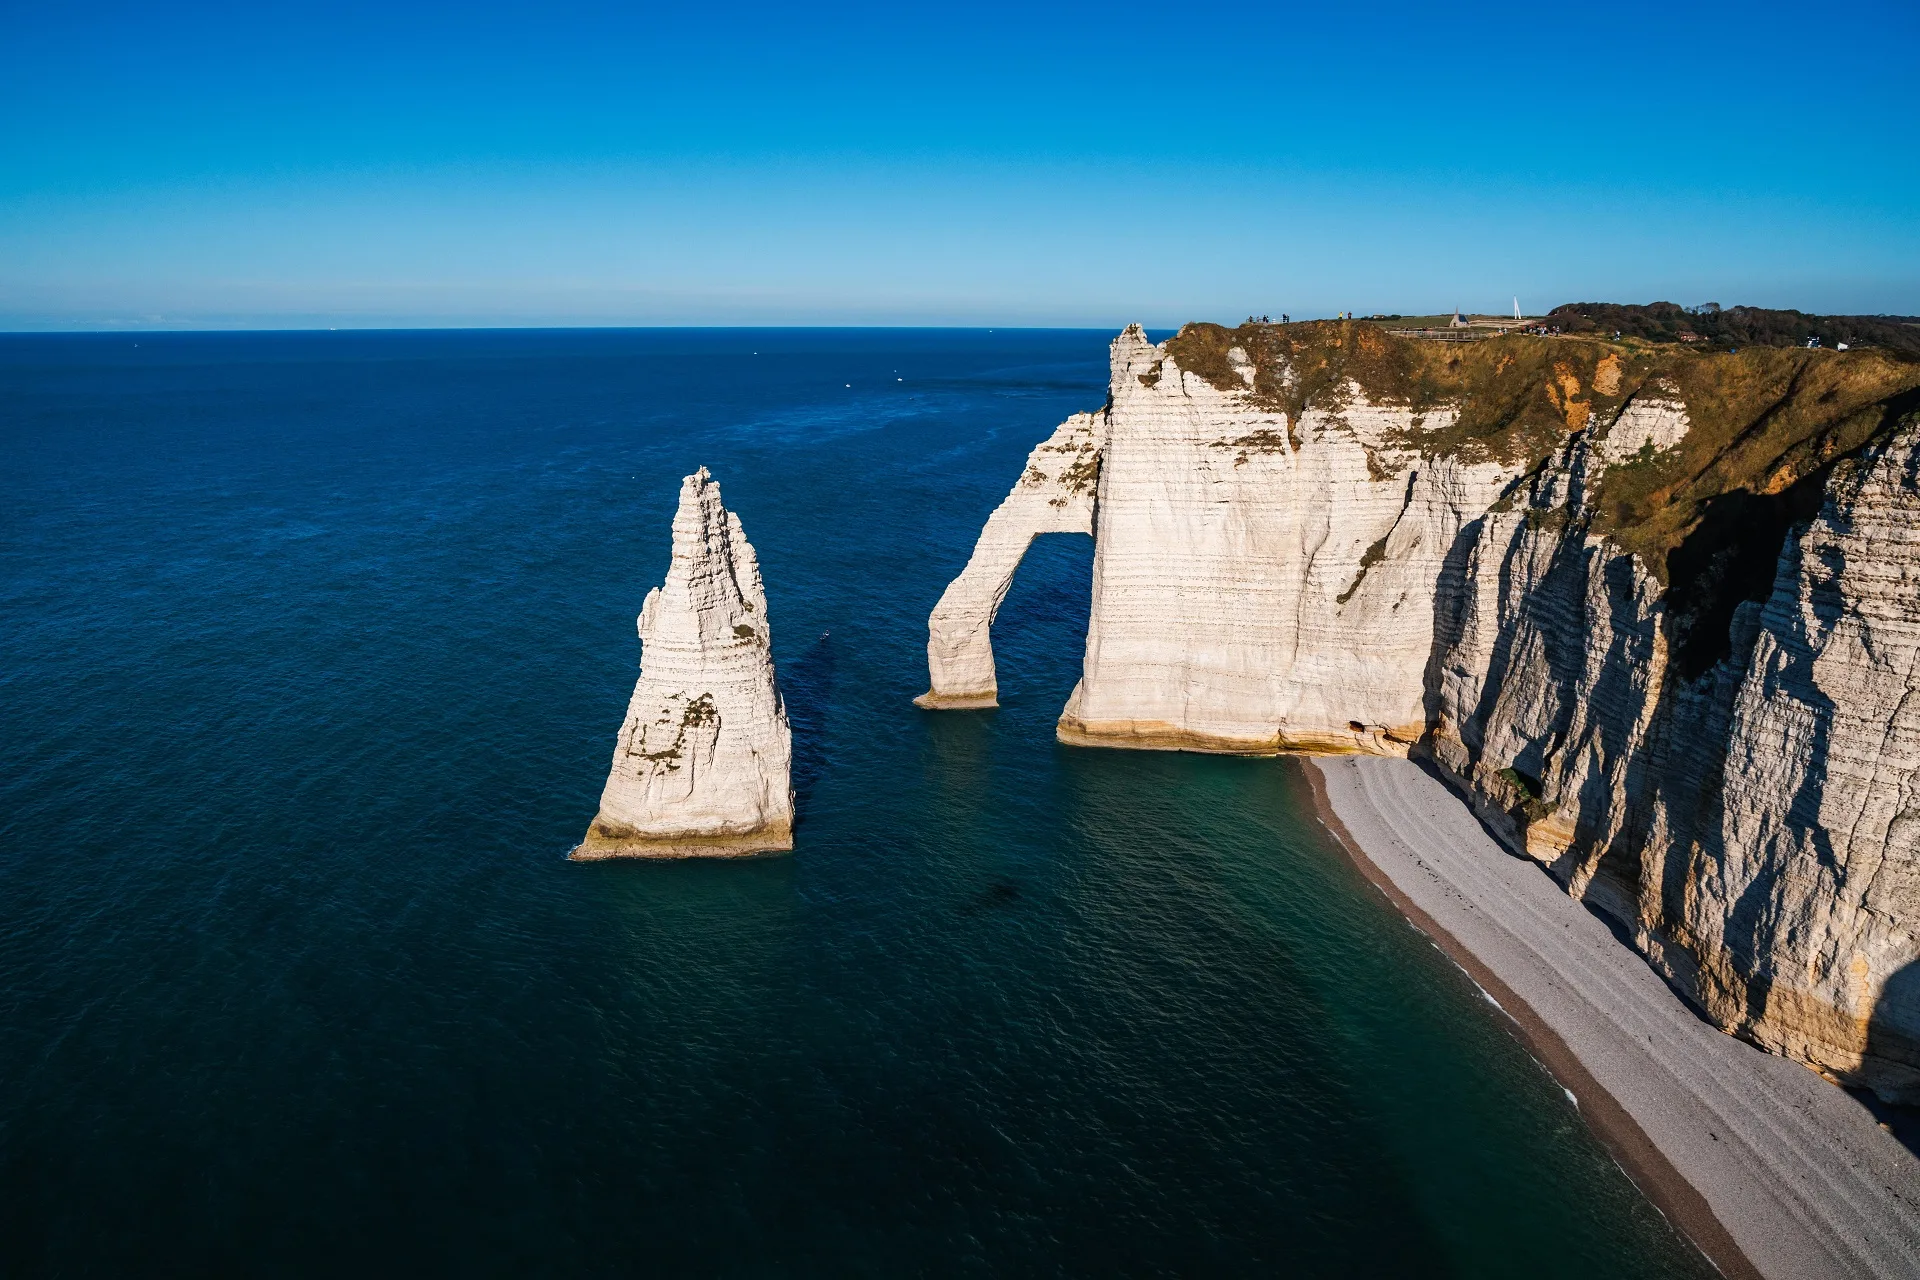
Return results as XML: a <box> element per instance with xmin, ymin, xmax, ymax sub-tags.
<box><xmin>1059</xmin><ymin>325</ymin><xmax>1513</xmax><ymax>754</ymax></box>
<box><xmin>1426</xmin><ymin>418</ymin><xmax>1920</xmax><ymax>1100</ymax></box>
<box><xmin>923</xmin><ymin>321</ymin><xmax>1920</xmax><ymax>1096</ymax></box>
<box><xmin>576</xmin><ymin>468</ymin><xmax>792</xmax><ymax>860</ymax></box>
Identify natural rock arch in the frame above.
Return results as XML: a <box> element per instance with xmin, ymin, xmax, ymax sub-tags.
<box><xmin>914</xmin><ymin>412</ymin><xmax>1102</xmax><ymax>708</ymax></box>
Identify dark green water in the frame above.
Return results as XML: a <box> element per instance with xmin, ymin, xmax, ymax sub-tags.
<box><xmin>0</xmin><ymin>329</ymin><xmax>1709</xmax><ymax>1275</ymax></box>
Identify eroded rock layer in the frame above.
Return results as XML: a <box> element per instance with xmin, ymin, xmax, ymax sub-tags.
<box><xmin>1059</xmin><ymin>326</ymin><xmax>1514</xmax><ymax>753</ymax></box>
<box><xmin>576</xmin><ymin>468</ymin><xmax>793</xmax><ymax>860</ymax></box>
<box><xmin>924</xmin><ymin>321</ymin><xmax>1920</xmax><ymax>1097</ymax></box>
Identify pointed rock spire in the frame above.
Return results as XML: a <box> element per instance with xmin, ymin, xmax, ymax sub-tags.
<box><xmin>574</xmin><ymin>468</ymin><xmax>793</xmax><ymax>859</ymax></box>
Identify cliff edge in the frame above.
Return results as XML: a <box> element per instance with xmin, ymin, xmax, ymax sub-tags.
<box><xmin>922</xmin><ymin>321</ymin><xmax>1920</xmax><ymax>1099</ymax></box>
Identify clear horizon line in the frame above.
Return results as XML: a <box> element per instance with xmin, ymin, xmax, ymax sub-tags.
<box><xmin>0</xmin><ymin>320</ymin><xmax>1173</xmax><ymax>336</ymax></box>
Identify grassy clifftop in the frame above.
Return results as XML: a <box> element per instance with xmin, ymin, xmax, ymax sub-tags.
<box><xmin>1546</xmin><ymin>301</ymin><xmax>1920</xmax><ymax>356</ymax></box>
<box><xmin>1162</xmin><ymin>320</ymin><xmax>1920</xmax><ymax>581</ymax></box>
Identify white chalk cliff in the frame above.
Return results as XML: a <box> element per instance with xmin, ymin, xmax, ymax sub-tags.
<box><xmin>576</xmin><ymin>468</ymin><xmax>792</xmax><ymax>860</ymax></box>
<box><xmin>923</xmin><ymin>322</ymin><xmax>1920</xmax><ymax>1099</ymax></box>
<box><xmin>923</xmin><ymin>325</ymin><xmax>1519</xmax><ymax>752</ymax></box>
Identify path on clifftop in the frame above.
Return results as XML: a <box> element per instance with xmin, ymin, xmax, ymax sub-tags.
<box><xmin>1315</xmin><ymin>756</ymin><xmax>1920</xmax><ymax>1280</ymax></box>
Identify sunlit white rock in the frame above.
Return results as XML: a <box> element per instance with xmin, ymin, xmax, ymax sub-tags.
<box><xmin>574</xmin><ymin>468</ymin><xmax>792</xmax><ymax>859</ymax></box>
<box><xmin>922</xmin><ymin>324</ymin><xmax>1920</xmax><ymax>1096</ymax></box>
<box><xmin>1594</xmin><ymin>384</ymin><xmax>1690</xmax><ymax>464</ymax></box>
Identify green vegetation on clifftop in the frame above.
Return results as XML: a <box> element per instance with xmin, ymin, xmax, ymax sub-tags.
<box><xmin>1162</xmin><ymin>320</ymin><xmax>1920</xmax><ymax>582</ymax></box>
<box><xmin>1546</xmin><ymin>301</ymin><xmax>1920</xmax><ymax>356</ymax></box>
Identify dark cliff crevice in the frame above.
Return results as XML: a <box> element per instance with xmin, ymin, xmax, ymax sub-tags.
<box><xmin>1662</xmin><ymin>385</ymin><xmax>1920</xmax><ymax>681</ymax></box>
<box><xmin>1663</xmin><ymin>470</ymin><xmax>1829</xmax><ymax>681</ymax></box>
<box><xmin>1568</xmin><ymin>552</ymin><xmax>1665</xmax><ymax>905</ymax></box>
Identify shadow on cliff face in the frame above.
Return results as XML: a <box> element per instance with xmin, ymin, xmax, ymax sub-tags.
<box><xmin>1859</xmin><ymin>960</ymin><xmax>1920</xmax><ymax>1154</ymax></box>
<box><xmin>1664</xmin><ymin>470</ymin><xmax>1830</xmax><ymax>681</ymax></box>
<box><xmin>782</xmin><ymin>631</ymin><xmax>835</xmax><ymax>816</ymax></box>
<box><xmin>1566</xmin><ymin>550</ymin><xmax>1664</xmax><ymax>900</ymax></box>
<box><xmin>1416</xmin><ymin>471</ymin><xmax>1598</xmax><ymax>859</ymax></box>
<box><xmin>991</xmin><ymin>531</ymin><xmax>1093</xmax><ymax>712</ymax></box>
<box><xmin>1419</xmin><ymin>515</ymin><xmax>1484</xmax><ymax>747</ymax></box>
<box><xmin>1720</xmin><ymin>522</ymin><xmax>1844</xmax><ymax>1036</ymax></box>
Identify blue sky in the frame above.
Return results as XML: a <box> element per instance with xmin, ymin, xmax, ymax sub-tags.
<box><xmin>3</xmin><ymin>0</ymin><xmax>1916</xmax><ymax>329</ymax></box>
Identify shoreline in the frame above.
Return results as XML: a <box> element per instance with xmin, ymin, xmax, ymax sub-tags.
<box><xmin>1303</xmin><ymin>756</ymin><xmax>1920</xmax><ymax>1280</ymax></box>
<box><xmin>569</xmin><ymin>819</ymin><xmax>794</xmax><ymax>861</ymax></box>
<box><xmin>1300</xmin><ymin>761</ymin><xmax>1754</xmax><ymax>1279</ymax></box>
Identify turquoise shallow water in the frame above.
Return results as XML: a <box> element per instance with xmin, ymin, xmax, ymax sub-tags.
<box><xmin>0</xmin><ymin>329</ymin><xmax>1710</xmax><ymax>1276</ymax></box>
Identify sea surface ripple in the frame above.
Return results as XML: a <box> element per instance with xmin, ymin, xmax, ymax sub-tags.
<box><xmin>0</xmin><ymin>329</ymin><xmax>1709</xmax><ymax>1276</ymax></box>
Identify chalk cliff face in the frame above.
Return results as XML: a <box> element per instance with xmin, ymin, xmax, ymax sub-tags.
<box><xmin>1698</xmin><ymin>428</ymin><xmax>1920</xmax><ymax>1087</ymax></box>
<box><xmin>1060</xmin><ymin>326</ymin><xmax>1515</xmax><ymax>753</ymax></box>
<box><xmin>576</xmin><ymin>468</ymin><xmax>793</xmax><ymax>860</ymax></box>
<box><xmin>924</xmin><ymin>322</ymin><xmax>1920</xmax><ymax>1098</ymax></box>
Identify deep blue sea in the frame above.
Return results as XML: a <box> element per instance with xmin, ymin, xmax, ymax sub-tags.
<box><xmin>0</xmin><ymin>329</ymin><xmax>1710</xmax><ymax>1277</ymax></box>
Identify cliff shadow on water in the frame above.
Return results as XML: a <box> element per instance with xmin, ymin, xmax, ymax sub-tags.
<box><xmin>783</xmin><ymin>630</ymin><xmax>836</xmax><ymax>817</ymax></box>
